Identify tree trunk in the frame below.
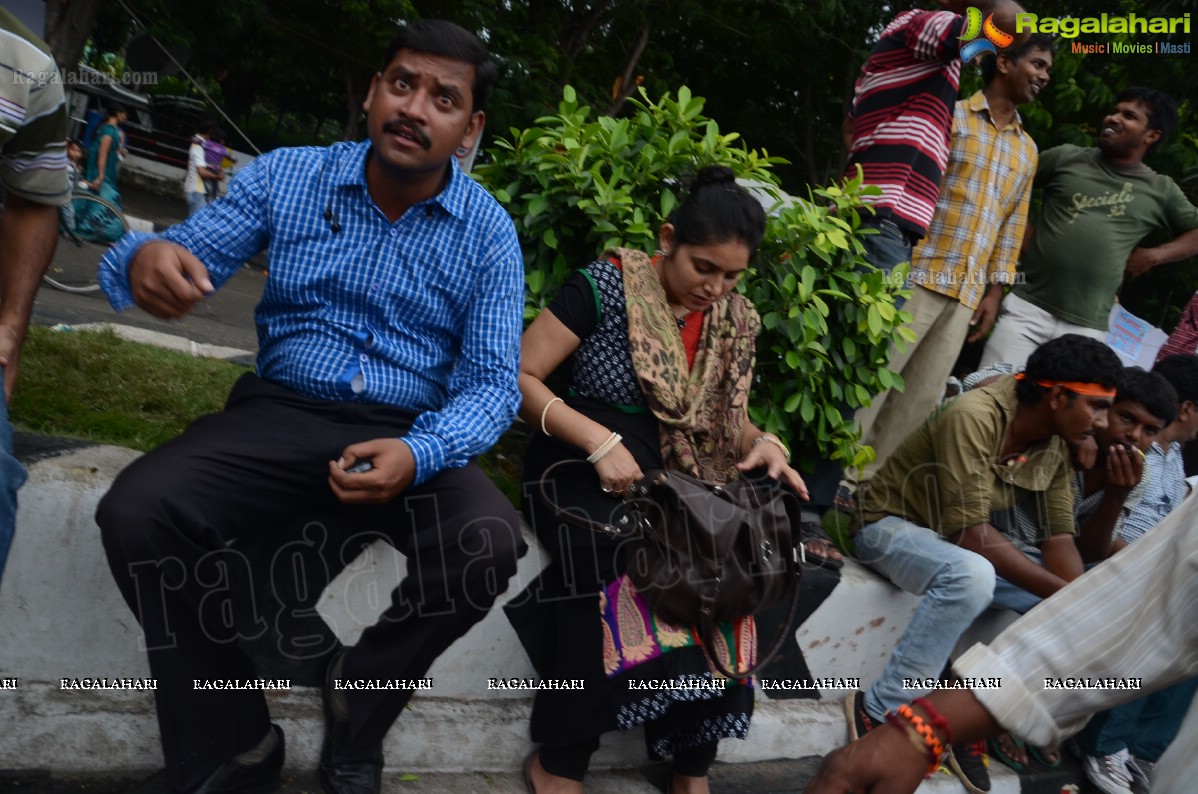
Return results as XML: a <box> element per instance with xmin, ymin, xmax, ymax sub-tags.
<box><xmin>43</xmin><ymin>0</ymin><xmax>104</xmax><ymax>78</ymax></box>
<box><xmin>605</xmin><ymin>20</ymin><xmax>651</xmax><ymax>117</ymax></box>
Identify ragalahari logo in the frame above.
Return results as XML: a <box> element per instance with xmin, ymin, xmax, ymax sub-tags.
<box><xmin>959</xmin><ymin>6</ymin><xmax>1015</xmax><ymax>63</ymax></box>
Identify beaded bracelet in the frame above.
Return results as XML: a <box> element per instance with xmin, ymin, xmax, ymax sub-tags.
<box><xmin>540</xmin><ymin>397</ymin><xmax>564</xmax><ymax>436</ymax></box>
<box><xmin>752</xmin><ymin>433</ymin><xmax>791</xmax><ymax>463</ymax></box>
<box><xmin>886</xmin><ymin>712</ymin><xmax>938</xmax><ymax>775</ymax></box>
<box><xmin>912</xmin><ymin>697</ymin><xmax>954</xmax><ymax>745</ymax></box>
<box><xmin>587</xmin><ymin>432</ymin><xmax>623</xmax><ymax>464</ymax></box>
<box><xmin>892</xmin><ymin>704</ymin><xmax>946</xmax><ymax>775</ymax></box>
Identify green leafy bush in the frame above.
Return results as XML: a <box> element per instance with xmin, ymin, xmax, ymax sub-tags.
<box><xmin>475</xmin><ymin>86</ymin><xmax>911</xmax><ymax>469</ymax></box>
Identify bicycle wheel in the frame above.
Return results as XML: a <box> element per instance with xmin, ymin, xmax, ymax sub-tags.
<box><xmin>45</xmin><ymin>191</ymin><xmax>129</xmax><ymax>293</ymax></box>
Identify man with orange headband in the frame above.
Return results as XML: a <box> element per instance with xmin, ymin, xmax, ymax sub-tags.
<box><xmin>841</xmin><ymin>334</ymin><xmax>1123</xmax><ymax>793</ymax></box>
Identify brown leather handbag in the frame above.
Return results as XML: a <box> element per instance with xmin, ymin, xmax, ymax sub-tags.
<box><xmin>540</xmin><ymin>464</ymin><xmax>804</xmax><ymax>679</ymax></box>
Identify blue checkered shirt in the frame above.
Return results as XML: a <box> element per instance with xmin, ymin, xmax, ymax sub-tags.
<box><xmin>99</xmin><ymin>141</ymin><xmax>524</xmax><ymax>484</ymax></box>
<box><xmin>1118</xmin><ymin>441</ymin><xmax>1187</xmax><ymax>544</ymax></box>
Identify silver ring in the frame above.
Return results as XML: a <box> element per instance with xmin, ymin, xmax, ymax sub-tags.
<box><xmin>601</xmin><ymin>485</ymin><xmax>612</xmax><ymax>493</ymax></box>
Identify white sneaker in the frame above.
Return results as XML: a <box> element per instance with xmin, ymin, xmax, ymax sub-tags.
<box><xmin>1082</xmin><ymin>748</ymin><xmax>1135</xmax><ymax>794</ymax></box>
<box><xmin>1126</xmin><ymin>755</ymin><xmax>1154</xmax><ymax>794</ymax></box>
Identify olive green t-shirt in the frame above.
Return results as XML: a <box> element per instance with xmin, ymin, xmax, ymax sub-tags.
<box><xmin>856</xmin><ymin>377</ymin><xmax>1075</xmax><ymax>538</ymax></box>
<box><xmin>1014</xmin><ymin>145</ymin><xmax>1198</xmax><ymax>330</ymax></box>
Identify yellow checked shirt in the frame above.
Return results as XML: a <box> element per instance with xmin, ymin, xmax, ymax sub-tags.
<box><xmin>856</xmin><ymin>377</ymin><xmax>1075</xmax><ymax>538</ymax></box>
<box><xmin>908</xmin><ymin>91</ymin><xmax>1037</xmax><ymax>310</ymax></box>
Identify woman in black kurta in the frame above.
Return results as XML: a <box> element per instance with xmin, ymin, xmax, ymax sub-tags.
<box><xmin>508</xmin><ymin>167</ymin><xmax>836</xmax><ymax>793</ymax></box>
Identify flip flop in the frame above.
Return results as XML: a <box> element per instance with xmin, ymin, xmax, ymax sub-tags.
<box><xmin>1029</xmin><ymin>743</ymin><xmax>1063</xmax><ymax>768</ymax></box>
<box><xmin>799</xmin><ymin>523</ymin><xmax>846</xmax><ymax>569</ymax></box>
<box><xmin>988</xmin><ymin>734</ymin><xmax>1027</xmax><ymax>772</ymax></box>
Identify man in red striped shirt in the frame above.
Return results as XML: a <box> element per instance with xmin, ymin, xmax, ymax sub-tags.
<box><xmin>844</xmin><ymin>0</ymin><xmax>1027</xmax><ymax>274</ymax></box>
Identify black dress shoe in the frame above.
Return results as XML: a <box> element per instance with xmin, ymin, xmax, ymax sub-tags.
<box><xmin>320</xmin><ymin>649</ymin><xmax>383</xmax><ymax>794</ymax></box>
<box><xmin>130</xmin><ymin>724</ymin><xmax>284</xmax><ymax>793</ymax></box>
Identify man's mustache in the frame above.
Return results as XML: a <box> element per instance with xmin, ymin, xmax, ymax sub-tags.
<box><xmin>382</xmin><ymin>120</ymin><xmax>431</xmax><ymax>149</ymax></box>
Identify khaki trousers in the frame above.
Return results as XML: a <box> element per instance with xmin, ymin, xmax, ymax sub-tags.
<box><xmin>848</xmin><ymin>286</ymin><xmax>975</xmax><ymax>485</ymax></box>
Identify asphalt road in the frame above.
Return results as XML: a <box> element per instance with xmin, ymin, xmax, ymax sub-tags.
<box><xmin>33</xmin><ymin>186</ymin><xmax>264</xmax><ymax>355</ymax></box>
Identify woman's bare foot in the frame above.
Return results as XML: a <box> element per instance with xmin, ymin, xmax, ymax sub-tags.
<box><xmin>670</xmin><ymin>772</ymin><xmax>711</xmax><ymax>794</ymax></box>
<box><xmin>526</xmin><ymin>751</ymin><xmax>585</xmax><ymax>794</ymax></box>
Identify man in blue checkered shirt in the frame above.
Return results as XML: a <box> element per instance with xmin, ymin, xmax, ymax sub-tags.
<box><xmin>95</xmin><ymin>20</ymin><xmax>524</xmax><ymax>794</ymax></box>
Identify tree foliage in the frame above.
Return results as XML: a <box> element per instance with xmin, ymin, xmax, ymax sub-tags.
<box><xmin>476</xmin><ymin>86</ymin><xmax>911</xmax><ymax>468</ymax></box>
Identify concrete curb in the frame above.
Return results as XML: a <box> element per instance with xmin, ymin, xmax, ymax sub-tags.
<box><xmin>63</xmin><ymin>321</ymin><xmax>254</xmax><ymax>361</ymax></box>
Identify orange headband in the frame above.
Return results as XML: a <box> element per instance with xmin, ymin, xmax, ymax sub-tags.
<box><xmin>1013</xmin><ymin>372</ymin><xmax>1117</xmax><ymax>398</ymax></box>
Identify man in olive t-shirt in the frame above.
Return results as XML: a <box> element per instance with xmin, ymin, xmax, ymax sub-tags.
<box><xmin>981</xmin><ymin>87</ymin><xmax>1198</xmax><ymax>368</ymax></box>
<box><xmin>844</xmin><ymin>336</ymin><xmax>1123</xmax><ymax>767</ymax></box>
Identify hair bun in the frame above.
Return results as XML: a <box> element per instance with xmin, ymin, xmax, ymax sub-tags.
<box><xmin>692</xmin><ymin>165</ymin><xmax>737</xmax><ymax>189</ymax></box>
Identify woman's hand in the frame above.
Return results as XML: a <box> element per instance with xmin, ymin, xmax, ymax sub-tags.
<box><xmin>737</xmin><ymin>442</ymin><xmax>809</xmax><ymax>499</ymax></box>
<box><xmin>594</xmin><ymin>443</ymin><xmax>642</xmax><ymax>496</ymax></box>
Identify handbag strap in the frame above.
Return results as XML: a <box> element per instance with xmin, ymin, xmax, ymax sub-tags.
<box><xmin>700</xmin><ymin>568</ymin><xmax>803</xmax><ymax>680</ymax></box>
<box><xmin>537</xmin><ymin>458</ymin><xmax>637</xmax><ymax>537</ymax></box>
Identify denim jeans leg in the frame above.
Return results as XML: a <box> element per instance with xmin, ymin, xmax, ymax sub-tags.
<box><xmin>0</xmin><ymin>377</ymin><xmax>27</xmax><ymax>583</ymax></box>
<box><xmin>853</xmin><ymin>515</ymin><xmax>996</xmax><ymax>719</ymax></box>
<box><xmin>859</xmin><ymin>219</ymin><xmax>914</xmax><ymax>307</ymax></box>
<box><xmin>185</xmin><ymin>190</ymin><xmax>208</xmax><ymax>217</ymax></box>
<box><xmin>990</xmin><ymin>549</ymin><xmax>1045</xmax><ymax>615</ymax></box>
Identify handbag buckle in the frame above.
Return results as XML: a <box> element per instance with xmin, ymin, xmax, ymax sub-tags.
<box><xmin>794</xmin><ymin>543</ymin><xmax>807</xmax><ymax>565</ymax></box>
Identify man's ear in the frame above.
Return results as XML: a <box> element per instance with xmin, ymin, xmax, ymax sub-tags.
<box><xmin>1047</xmin><ymin>385</ymin><xmax>1070</xmax><ymax>411</ymax></box>
<box><xmin>1144</xmin><ymin>127</ymin><xmax>1163</xmax><ymax>149</ymax></box>
<box><xmin>457</xmin><ymin>110</ymin><xmax>486</xmax><ymax>155</ymax></box>
<box><xmin>363</xmin><ymin>73</ymin><xmax>381</xmax><ymax>114</ymax></box>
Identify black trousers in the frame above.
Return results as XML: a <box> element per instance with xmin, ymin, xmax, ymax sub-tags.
<box><xmin>97</xmin><ymin>374</ymin><xmax>524</xmax><ymax>790</ymax></box>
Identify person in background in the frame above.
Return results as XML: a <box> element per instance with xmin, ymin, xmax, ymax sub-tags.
<box><xmin>0</xmin><ymin>8</ymin><xmax>71</xmax><ymax>585</ymax></box>
<box><xmin>981</xmin><ymin>87</ymin><xmax>1198</xmax><ymax>368</ymax></box>
<box><xmin>201</xmin><ymin>125</ymin><xmax>232</xmax><ymax>204</ymax></box>
<box><xmin>841</xmin><ymin>32</ymin><xmax>1051</xmax><ymax>497</ymax></box>
<box><xmin>830</xmin><ymin>0</ymin><xmax>1026</xmax><ymax>513</ymax></box>
<box><xmin>184</xmin><ymin>122</ymin><xmax>224</xmax><ymax>217</ymax></box>
<box><xmin>84</xmin><ymin>102</ymin><xmax>126</xmax><ymax>206</ymax></box>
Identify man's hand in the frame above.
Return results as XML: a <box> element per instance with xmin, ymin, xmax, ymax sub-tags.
<box><xmin>1104</xmin><ymin>444</ymin><xmax>1145</xmax><ymax>495</ymax></box>
<box><xmin>1125</xmin><ymin>247</ymin><xmax>1160</xmax><ymax>279</ymax></box>
<box><xmin>128</xmin><ymin>241</ymin><xmax>215</xmax><ymax>318</ymax></box>
<box><xmin>803</xmin><ymin>724</ymin><xmax>928</xmax><ymax>793</ymax></box>
<box><xmin>968</xmin><ymin>285</ymin><xmax>1003</xmax><ymax>342</ymax></box>
<box><xmin>328</xmin><ymin>438</ymin><xmax>416</xmax><ymax>504</ymax></box>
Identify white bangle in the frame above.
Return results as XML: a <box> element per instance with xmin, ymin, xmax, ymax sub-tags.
<box><xmin>540</xmin><ymin>396</ymin><xmax>564</xmax><ymax>436</ymax></box>
<box><xmin>753</xmin><ymin>434</ymin><xmax>791</xmax><ymax>463</ymax></box>
<box><xmin>586</xmin><ymin>432</ymin><xmax>623</xmax><ymax>464</ymax></box>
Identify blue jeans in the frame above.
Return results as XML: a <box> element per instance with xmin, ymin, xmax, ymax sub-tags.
<box><xmin>0</xmin><ymin>379</ymin><xmax>27</xmax><ymax>582</ymax></box>
<box><xmin>185</xmin><ymin>190</ymin><xmax>207</xmax><ymax>217</ymax></box>
<box><xmin>860</xmin><ymin>218</ymin><xmax>914</xmax><ymax>276</ymax></box>
<box><xmin>854</xmin><ymin>515</ymin><xmax>996</xmax><ymax>719</ymax></box>
<box><xmin>991</xmin><ymin>549</ymin><xmax>1100</xmax><ymax>615</ymax></box>
<box><xmin>990</xmin><ymin>548</ymin><xmax>1045</xmax><ymax>615</ymax></box>
<box><xmin>1075</xmin><ymin>678</ymin><xmax>1198</xmax><ymax>761</ymax></box>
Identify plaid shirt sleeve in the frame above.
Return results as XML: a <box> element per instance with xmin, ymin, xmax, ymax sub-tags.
<box><xmin>987</xmin><ymin>148</ymin><xmax>1036</xmax><ymax>286</ymax></box>
<box><xmin>403</xmin><ymin>218</ymin><xmax>523</xmax><ymax>482</ymax></box>
<box><xmin>99</xmin><ymin>154</ymin><xmax>274</xmax><ymax>309</ymax></box>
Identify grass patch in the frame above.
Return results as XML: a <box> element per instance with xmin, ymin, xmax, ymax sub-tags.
<box><xmin>12</xmin><ymin>325</ymin><xmax>529</xmax><ymax>502</ymax></box>
<box><xmin>12</xmin><ymin>325</ymin><xmax>246</xmax><ymax>451</ymax></box>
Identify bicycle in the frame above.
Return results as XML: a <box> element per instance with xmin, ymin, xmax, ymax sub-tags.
<box><xmin>42</xmin><ymin>188</ymin><xmax>129</xmax><ymax>294</ymax></box>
